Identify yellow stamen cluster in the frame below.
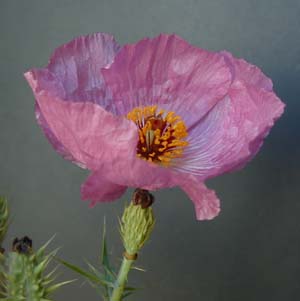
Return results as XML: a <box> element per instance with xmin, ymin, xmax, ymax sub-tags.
<box><xmin>127</xmin><ymin>105</ymin><xmax>189</xmax><ymax>166</ymax></box>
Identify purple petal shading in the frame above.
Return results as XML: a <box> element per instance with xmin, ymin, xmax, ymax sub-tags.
<box><xmin>102</xmin><ymin>34</ymin><xmax>231</xmax><ymax>122</ymax></box>
<box><xmin>221</xmin><ymin>51</ymin><xmax>273</xmax><ymax>91</ymax></box>
<box><xmin>177</xmin><ymin>80</ymin><xmax>285</xmax><ymax>177</ymax></box>
<box><xmin>26</xmin><ymin>69</ymin><xmax>77</xmax><ymax>163</ymax></box>
<box><xmin>48</xmin><ymin>32</ymin><xmax>120</xmax><ymax>111</ymax></box>
<box><xmin>81</xmin><ymin>170</ymin><xmax>127</xmax><ymax>206</ymax></box>
<box><xmin>179</xmin><ymin>175</ymin><xmax>220</xmax><ymax>220</ymax></box>
<box><xmin>25</xmin><ymin>70</ymin><xmax>138</xmax><ymax>171</ymax></box>
<box><xmin>26</xmin><ymin>68</ymin><xmax>66</xmax><ymax>98</ymax></box>
<box><xmin>25</xmin><ymin>33</ymin><xmax>121</xmax><ymax>164</ymax></box>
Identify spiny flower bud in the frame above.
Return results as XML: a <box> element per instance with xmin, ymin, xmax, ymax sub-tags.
<box><xmin>2</xmin><ymin>237</ymin><xmax>72</xmax><ymax>301</ymax></box>
<box><xmin>0</xmin><ymin>196</ymin><xmax>9</xmax><ymax>246</ymax></box>
<box><xmin>121</xmin><ymin>190</ymin><xmax>155</xmax><ymax>257</ymax></box>
<box><xmin>0</xmin><ymin>197</ymin><xmax>9</xmax><ymax>298</ymax></box>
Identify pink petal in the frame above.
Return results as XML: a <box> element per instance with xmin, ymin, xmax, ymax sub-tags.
<box><xmin>48</xmin><ymin>32</ymin><xmax>120</xmax><ymax>107</ymax></box>
<box><xmin>25</xmin><ymin>33</ymin><xmax>121</xmax><ymax>163</ymax></box>
<box><xmin>25</xmin><ymin>33</ymin><xmax>119</xmax><ymax>167</ymax></box>
<box><xmin>102</xmin><ymin>34</ymin><xmax>231</xmax><ymax>122</ymax></box>
<box><xmin>81</xmin><ymin>170</ymin><xmax>127</xmax><ymax>206</ymax></box>
<box><xmin>25</xmin><ymin>69</ymin><xmax>76</xmax><ymax>163</ymax></box>
<box><xmin>101</xmin><ymin>149</ymin><xmax>178</xmax><ymax>190</ymax></box>
<box><xmin>25</xmin><ymin>70</ymin><xmax>138</xmax><ymax>171</ymax></box>
<box><xmin>221</xmin><ymin>51</ymin><xmax>273</xmax><ymax>91</ymax></box>
<box><xmin>179</xmin><ymin>80</ymin><xmax>285</xmax><ymax>177</ymax></box>
<box><xmin>35</xmin><ymin>103</ymin><xmax>79</xmax><ymax>164</ymax></box>
<box><xmin>26</xmin><ymin>68</ymin><xmax>66</xmax><ymax>98</ymax></box>
<box><xmin>179</xmin><ymin>175</ymin><xmax>220</xmax><ymax>220</ymax></box>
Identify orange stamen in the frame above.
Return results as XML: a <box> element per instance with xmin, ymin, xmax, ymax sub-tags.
<box><xmin>127</xmin><ymin>106</ymin><xmax>188</xmax><ymax>166</ymax></box>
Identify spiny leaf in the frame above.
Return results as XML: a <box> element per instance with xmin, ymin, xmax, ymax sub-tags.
<box><xmin>100</xmin><ymin>218</ymin><xmax>111</xmax><ymax>271</ymax></box>
<box><xmin>45</xmin><ymin>279</ymin><xmax>76</xmax><ymax>294</ymax></box>
<box><xmin>56</xmin><ymin>257</ymin><xmax>113</xmax><ymax>288</ymax></box>
<box><xmin>122</xmin><ymin>286</ymin><xmax>141</xmax><ymax>300</ymax></box>
<box><xmin>100</xmin><ymin>219</ymin><xmax>117</xmax><ymax>278</ymax></box>
<box><xmin>122</xmin><ymin>291</ymin><xmax>134</xmax><ymax>299</ymax></box>
<box><xmin>131</xmin><ymin>265</ymin><xmax>146</xmax><ymax>272</ymax></box>
<box><xmin>35</xmin><ymin>235</ymin><xmax>57</xmax><ymax>258</ymax></box>
<box><xmin>99</xmin><ymin>218</ymin><xmax>117</xmax><ymax>300</ymax></box>
<box><xmin>124</xmin><ymin>286</ymin><xmax>139</xmax><ymax>291</ymax></box>
<box><xmin>44</xmin><ymin>265</ymin><xmax>59</xmax><ymax>281</ymax></box>
<box><xmin>58</xmin><ymin>257</ymin><xmax>114</xmax><ymax>301</ymax></box>
<box><xmin>86</xmin><ymin>261</ymin><xmax>105</xmax><ymax>280</ymax></box>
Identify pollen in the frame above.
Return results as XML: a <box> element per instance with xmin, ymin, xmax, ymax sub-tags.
<box><xmin>127</xmin><ymin>105</ymin><xmax>189</xmax><ymax>166</ymax></box>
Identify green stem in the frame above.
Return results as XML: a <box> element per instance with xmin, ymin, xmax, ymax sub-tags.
<box><xmin>110</xmin><ymin>256</ymin><xmax>134</xmax><ymax>301</ymax></box>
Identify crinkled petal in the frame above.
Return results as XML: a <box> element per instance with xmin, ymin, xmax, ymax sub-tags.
<box><xmin>81</xmin><ymin>170</ymin><xmax>127</xmax><ymax>206</ymax></box>
<box><xmin>47</xmin><ymin>32</ymin><xmax>120</xmax><ymax>110</ymax></box>
<box><xmin>35</xmin><ymin>102</ymin><xmax>79</xmax><ymax>163</ymax></box>
<box><xmin>25</xmin><ymin>34</ymin><xmax>121</xmax><ymax>163</ymax></box>
<box><xmin>25</xmin><ymin>70</ymin><xmax>138</xmax><ymax>170</ymax></box>
<box><xmin>26</xmin><ymin>68</ymin><xmax>66</xmax><ymax>98</ymax></box>
<box><xmin>102</xmin><ymin>34</ymin><xmax>231</xmax><ymax>123</ymax></box>
<box><xmin>179</xmin><ymin>175</ymin><xmax>220</xmax><ymax>220</ymax></box>
<box><xmin>177</xmin><ymin>80</ymin><xmax>285</xmax><ymax>177</ymax></box>
<box><xmin>221</xmin><ymin>51</ymin><xmax>273</xmax><ymax>91</ymax></box>
<box><xmin>25</xmin><ymin>69</ymin><xmax>76</xmax><ymax>162</ymax></box>
<box><xmin>102</xmin><ymin>152</ymin><xmax>178</xmax><ymax>190</ymax></box>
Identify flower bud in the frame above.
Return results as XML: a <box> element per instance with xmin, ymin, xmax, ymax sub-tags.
<box><xmin>3</xmin><ymin>238</ymin><xmax>72</xmax><ymax>300</ymax></box>
<box><xmin>121</xmin><ymin>191</ymin><xmax>155</xmax><ymax>257</ymax></box>
<box><xmin>0</xmin><ymin>196</ymin><xmax>9</xmax><ymax>246</ymax></box>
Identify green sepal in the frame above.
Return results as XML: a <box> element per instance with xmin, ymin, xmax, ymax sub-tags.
<box><xmin>120</xmin><ymin>202</ymin><xmax>155</xmax><ymax>255</ymax></box>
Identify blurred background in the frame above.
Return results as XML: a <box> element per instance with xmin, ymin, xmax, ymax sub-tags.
<box><xmin>0</xmin><ymin>0</ymin><xmax>299</xmax><ymax>300</ymax></box>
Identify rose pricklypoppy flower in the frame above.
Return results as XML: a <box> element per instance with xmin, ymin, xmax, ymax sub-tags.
<box><xmin>25</xmin><ymin>33</ymin><xmax>284</xmax><ymax>220</ymax></box>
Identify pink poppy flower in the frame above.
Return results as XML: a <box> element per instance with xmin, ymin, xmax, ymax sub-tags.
<box><xmin>25</xmin><ymin>33</ymin><xmax>284</xmax><ymax>220</ymax></box>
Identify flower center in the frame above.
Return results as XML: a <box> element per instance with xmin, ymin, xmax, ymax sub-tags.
<box><xmin>127</xmin><ymin>106</ymin><xmax>188</xmax><ymax>166</ymax></box>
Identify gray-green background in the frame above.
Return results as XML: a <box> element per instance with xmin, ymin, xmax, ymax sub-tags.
<box><xmin>0</xmin><ymin>0</ymin><xmax>299</xmax><ymax>300</ymax></box>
